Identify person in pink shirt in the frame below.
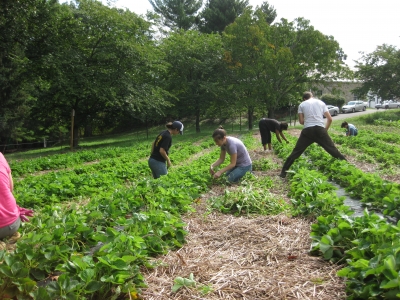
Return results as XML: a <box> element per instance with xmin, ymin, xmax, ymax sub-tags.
<box><xmin>0</xmin><ymin>153</ymin><xmax>33</xmax><ymax>239</ymax></box>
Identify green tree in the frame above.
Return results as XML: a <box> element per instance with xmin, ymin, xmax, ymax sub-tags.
<box><xmin>321</xmin><ymin>94</ymin><xmax>345</xmax><ymax>109</ymax></box>
<box><xmin>224</xmin><ymin>9</ymin><xmax>350</xmax><ymax>124</ymax></box>
<box><xmin>148</xmin><ymin>0</ymin><xmax>202</xmax><ymax>30</ymax></box>
<box><xmin>353</xmin><ymin>44</ymin><xmax>400</xmax><ymax>100</ymax></box>
<box><xmin>161</xmin><ymin>30</ymin><xmax>224</xmax><ymax>132</ymax></box>
<box><xmin>0</xmin><ymin>0</ymin><xmax>54</xmax><ymax>148</ymax></box>
<box><xmin>199</xmin><ymin>0</ymin><xmax>249</xmax><ymax>33</ymax></box>
<box><xmin>258</xmin><ymin>1</ymin><xmax>276</xmax><ymax>24</ymax></box>
<box><xmin>31</xmin><ymin>0</ymin><xmax>170</xmax><ymax>146</ymax></box>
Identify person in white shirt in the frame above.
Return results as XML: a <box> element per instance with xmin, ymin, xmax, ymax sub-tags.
<box><xmin>279</xmin><ymin>92</ymin><xmax>346</xmax><ymax>178</ymax></box>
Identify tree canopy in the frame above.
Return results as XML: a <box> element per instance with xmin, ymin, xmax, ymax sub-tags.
<box><xmin>148</xmin><ymin>0</ymin><xmax>203</xmax><ymax>30</ymax></box>
<box><xmin>199</xmin><ymin>0</ymin><xmax>249</xmax><ymax>33</ymax></box>
<box><xmin>353</xmin><ymin>44</ymin><xmax>400</xmax><ymax>100</ymax></box>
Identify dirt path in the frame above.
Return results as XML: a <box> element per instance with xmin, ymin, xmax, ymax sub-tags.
<box><xmin>141</xmin><ymin>135</ymin><xmax>346</xmax><ymax>299</ymax></box>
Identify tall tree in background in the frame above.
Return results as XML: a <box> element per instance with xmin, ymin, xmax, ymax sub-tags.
<box><xmin>161</xmin><ymin>30</ymin><xmax>224</xmax><ymax>132</ymax></box>
<box><xmin>199</xmin><ymin>0</ymin><xmax>249</xmax><ymax>33</ymax></box>
<box><xmin>0</xmin><ymin>0</ymin><xmax>53</xmax><ymax>148</ymax></box>
<box><xmin>31</xmin><ymin>0</ymin><xmax>170</xmax><ymax>147</ymax></box>
<box><xmin>353</xmin><ymin>45</ymin><xmax>400</xmax><ymax>100</ymax></box>
<box><xmin>148</xmin><ymin>0</ymin><xmax>202</xmax><ymax>30</ymax></box>
<box><xmin>258</xmin><ymin>1</ymin><xmax>276</xmax><ymax>24</ymax></box>
<box><xmin>224</xmin><ymin>9</ymin><xmax>350</xmax><ymax>123</ymax></box>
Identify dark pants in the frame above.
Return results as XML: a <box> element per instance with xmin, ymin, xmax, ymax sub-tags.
<box><xmin>259</xmin><ymin>120</ymin><xmax>272</xmax><ymax>144</ymax></box>
<box><xmin>280</xmin><ymin>126</ymin><xmax>346</xmax><ymax>176</ymax></box>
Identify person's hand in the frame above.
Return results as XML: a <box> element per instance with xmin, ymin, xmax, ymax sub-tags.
<box><xmin>19</xmin><ymin>207</ymin><xmax>34</xmax><ymax>222</ymax></box>
<box><xmin>213</xmin><ymin>171</ymin><xmax>222</xmax><ymax>179</ymax></box>
<box><xmin>209</xmin><ymin>166</ymin><xmax>215</xmax><ymax>176</ymax></box>
<box><xmin>167</xmin><ymin>160</ymin><xmax>172</xmax><ymax>168</ymax></box>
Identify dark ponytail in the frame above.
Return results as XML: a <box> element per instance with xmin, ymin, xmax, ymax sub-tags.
<box><xmin>212</xmin><ymin>126</ymin><xmax>226</xmax><ymax>140</ymax></box>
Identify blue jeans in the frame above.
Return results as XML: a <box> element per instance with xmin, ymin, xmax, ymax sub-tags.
<box><xmin>148</xmin><ymin>158</ymin><xmax>167</xmax><ymax>179</ymax></box>
<box><xmin>226</xmin><ymin>164</ymin><xmax>252</xmax><ymax>183</ymax></box>
<box><xmin>348</xmin><ymin>128</ymin><xmax>358</xmax><ymax>136</ymax></box>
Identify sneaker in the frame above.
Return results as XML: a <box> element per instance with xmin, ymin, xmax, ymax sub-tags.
<box><xmin>279</xmin><ymin>172</ymin><xmax>286</xmax><ymax>178</ymax></box>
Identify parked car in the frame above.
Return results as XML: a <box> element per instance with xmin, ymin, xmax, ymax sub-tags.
<box><xmin>375</xmin><ymin>100</ymin><xmax>400</xmax><ymax>109</ymax></box>
<box><xmin>341</xmin><ymin>101</ymin><xmax>366</xmax><ymax>113</ymax></box>
<box><xmin>326</xmin><ymin>105</ymin><xmax>339</xmax><ymax>116</ymax></box>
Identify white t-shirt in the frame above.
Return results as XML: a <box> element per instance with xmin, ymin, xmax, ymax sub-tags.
<box><xmin>298</xmin><ymin>98</ymin><xmax>328</xmax><ymax>128</ymax></box>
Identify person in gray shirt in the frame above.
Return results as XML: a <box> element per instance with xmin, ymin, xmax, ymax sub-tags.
<box><xmin>210</xmin><ymin>127</ymin><xmax>252</xmax><ymax>183</ymax></box>
<box><xmin>279</xmin><ymin>92</ymin><xmax>346</xmax><ymax>178</ymax></box>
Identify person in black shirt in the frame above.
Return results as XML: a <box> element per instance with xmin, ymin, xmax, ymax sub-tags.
<box><xmin>148</xmin><ymin>121</ymin><xmax>184</xmax><ymax>179</ymax></box>
<box><xmin>258</xmin><ymin>118</ymin><xmax>289</xmax><ymax>151</ymax></box>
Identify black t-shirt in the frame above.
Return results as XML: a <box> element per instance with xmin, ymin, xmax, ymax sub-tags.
<box><xmin>150</xmin><ymin>130</ymin><xmax>172</xmax><ymax>162</ymax></box>
<box><xmin>261</xmin><ymin>118</ymin><xmax>281</xmax><ymax>132</ymax></box>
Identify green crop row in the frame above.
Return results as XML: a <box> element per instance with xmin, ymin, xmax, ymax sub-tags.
<box><xmin>273</xmin><ymin>134</ymin><xmax>400</xmax><ymax>299</ymax></box>
<box><xmin>0</xmin><ymin>135</ymin><xmax>222</xmax><ymax>299</ymax></box>
<box><xmin>330</xmin><ymin>132</ymin><xmax>400</xmax><ymax>166</ymax></box>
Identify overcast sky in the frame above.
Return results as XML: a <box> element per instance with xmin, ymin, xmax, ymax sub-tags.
<box><xmin>105</xmin><ymin>0</ymin><xmax>399</xmax><ymax>69</ymax></box>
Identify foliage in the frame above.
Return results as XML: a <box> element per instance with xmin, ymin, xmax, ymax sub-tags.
<box><xmin>199</xmin><ymin>0</ymin><xmax>249</xmax><ymax>33</ymax></box>
<box><xmin>148</xmin><ymin>0</ymin><xmax>203</xmax><ymax>30</ymax></box>
<box><xmin>354</xmin><ymin>44</ymin><xmax>400</xmax><ymax>100</ymax></box>
<box><xmin>209</xmin><ymin>174</ymin><xmax>291</xmax><ymax>215</ymax></box>
<box><xmin>320</xmin><ymin>93</ymin><xmax>346</xmax><ymax>108</ymax></box>
<box><xmin>161</xmin><ymin>30</ymin><xmax>224</xmax><ymax>132</ymax></box>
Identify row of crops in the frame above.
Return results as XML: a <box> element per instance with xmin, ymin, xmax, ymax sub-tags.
<box><xmin>0</xmin><ymin>135</ymin><xmax>224</xmax><ymax>299</ymax></box>
<box><xmin>2</xmin><ymin>123</ymin><xmax>400</xmax><ymax>299</ymax></box>
<box><xmin>274</xmin><ymin>131</ymin><xmax>400</xmax><ymax>299</ymax></box>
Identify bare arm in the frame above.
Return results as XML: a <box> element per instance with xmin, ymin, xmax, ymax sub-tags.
<box><xmin>278</xmin><ymin>131</ymin><xmax>289</xmax><ymax>143</ymax></box>
<box><xmin>218</xmin><ymin>153</ymin><xmax>237</xmax><ymax>174</ymax></box>
<box><xmin>159</xmin><ymin>148</ymin><xmax>171</xmax><ymax>167</ymax></box>
<box><xmin>210</xmin><ymin>150</ymin><xmax>226</xmax><ymax>175</ymax></box>
<box><xmin>324</xmin><ymin>111</ymin><xmax>332</xmax><ymax>130</ymax></box>
<box><xmin>298</xmin><ymin>113</ymin><xmax>304</xmax><ymax>125</ymax></box>
<box><xmin>274</xmin><ymin>130</ymin><xmax>282</xmax><ymax>143</ymax></box>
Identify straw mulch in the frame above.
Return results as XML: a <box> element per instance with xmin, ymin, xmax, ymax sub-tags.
<box><xmin>141</xmin><ymin>192</ymin><xmax>346</xmax><ymax>300</ymax></box>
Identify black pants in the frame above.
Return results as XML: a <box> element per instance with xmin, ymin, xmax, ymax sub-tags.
<box><xmin>281</xmin><ymin>126</ymin><xmax>346</xmax><ymax>175</ymax></box>
<box><xmin>259</xmin><ymin>120</ymin><xmax>272</xmax><ymax>144</ymax></box>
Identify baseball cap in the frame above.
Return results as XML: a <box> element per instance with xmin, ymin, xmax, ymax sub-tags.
<box><xmin>172</xmin><ymin>121</ymin><xmax>184</xmax><ymax>135</ymax></box>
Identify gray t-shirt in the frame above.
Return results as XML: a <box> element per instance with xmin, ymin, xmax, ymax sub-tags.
<box><xmin>298</xmin><ymin>98</ymin><xmax>328</xmax><ymax>128</ymax></box>
<box><xmin>221</xmin><ymin>136</ymin><xmax>252</xmax><ymax>167</ymax></box>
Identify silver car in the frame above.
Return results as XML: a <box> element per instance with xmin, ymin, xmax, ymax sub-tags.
<box><xmin>327</xmin><ymin>105</ymin><xmax>339</xmax><ymax>116</ymax></box>
<box><xmin>375</xmin><ymin>101</ymin><xmax>400</xmax><ymax>109</ymax></box>
<box><xmin>342</xmin><ymin>101</ymin><xmax>366</xmax><ymax>113</ymax></box>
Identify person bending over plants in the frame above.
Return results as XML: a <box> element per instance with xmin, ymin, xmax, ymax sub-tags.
<box><xmin>210</xmin><ymin>127</ymin><xmax>252</xmax><ymax>183</ymax></box>
<box><xmin>148</xmin><ymin>121</ymin><xmax>184</xmax><ymax>179</ymax></box>
<box><xmin>0</xmin><ymin>153</ymin><xmax>33</xmax><ymax>248</ymax></box>
<box><xmin>341</xmin><ymin>121</ymin><xmax>358</xmax><ymax>136</ymax></box>
<box><xmin>258</xmin><ymin>118</ymin><xmax>289</xmax><ymax>151</ymax></box>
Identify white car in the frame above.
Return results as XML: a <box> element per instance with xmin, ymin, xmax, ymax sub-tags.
<box><xmin>326</xmin><ymin>105</ymin><xmax>339</xmax><ymax>116</ymax></box>
<box><xmin>341</xmin><ymin>101</ymin><xmax>366</xmax><ymax>113</ymax></box>
<box><xmin>375</xmin><ymin>100</ymin><xmax>400</xmax><ymax>109</ymax></box>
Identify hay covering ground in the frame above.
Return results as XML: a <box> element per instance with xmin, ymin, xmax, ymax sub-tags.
<box><xmin>141</xmin><ymin>138</ymin><xmax>346</xmax><ymax>299</ymax></box>
<box><xmin>141</xmin><ymin>198</ymin><xmax>345</xmax><ymax>299</ymax></box>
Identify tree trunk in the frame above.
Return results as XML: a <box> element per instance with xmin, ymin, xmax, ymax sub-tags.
<box><xmin>267</xmin><ymin>107</ymin><xmax>275</xmax><ymax>119</ymax></box>
<box><xmin>84</xmin><ymin>124</ymin><xmax>92</xmax><ymax>137</ymax></box>
<box><xmin>196</xmin><ymin>111</ymin><xmax>200</xmax><ymax>133</ymax></box>
<box><xmin>247</xmin><ymin>107</ymin><xmax>254</xmax><ymax>130</ymax></box>
<box><xmin>73</xmin><ymin>125</ymin><xmax>79</xmax><ymax>148</ymax></box>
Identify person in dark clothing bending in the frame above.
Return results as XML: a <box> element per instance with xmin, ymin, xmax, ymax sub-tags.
<box><xmin>279</xmin><ymin>92</ymin><xmax>346</xmax><ymax>178</ymax></box>
<box><xmin>148</xmin><ymin>121</ymin><xmax>184</xmax><ymax>179</ymax></box>
<box><xmin>258</xmin><ymin>118</ymin><xmax>289</xmax><ymax>151</ymax></box>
